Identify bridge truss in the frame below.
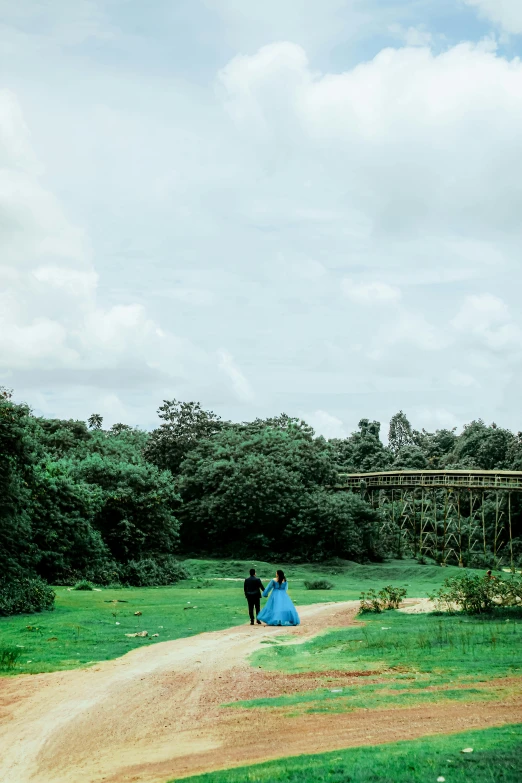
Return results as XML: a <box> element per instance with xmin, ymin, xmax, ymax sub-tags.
<box><xmin>335</xmin><ymin>470</ymin><xmax>522</xmax><ymax>568</ymax></box>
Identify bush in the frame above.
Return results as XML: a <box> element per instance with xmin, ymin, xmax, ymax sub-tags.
<box><xmin>287</xmin><ymin>490</ymin><xmax>382</xmax><ymax>561</ymax></box>
<box><xmin>0</xmin><ymin>577</ymin><xmax>56</xmax><ymax>616</ymax></box>
<box><xmin>430</xmin><ymin>573</ymin><xmax>522</xmax><ymax>614</ymax></box>
<box><xmin>496</xmin><ymin>576</ymin><xmax>522</xmax><ymax>606</ymax></box>
<box><xmin>359</xmin><ymin>588</ymin><xmax>382</xmax><ymax>613</ymax></box>
<box><xmin>304</xmin><ymin>579</ymin><xmax>334</xmax><ymax>590</ymax></box>
<box><xmin>380</xmin><ymin>585</ymin><xmax>408</xmax><ymax>609</ymax></box>
<box><xmin>122</xmin><ymin>556</ymin><xmax>189</xmax><ymax>587</ymax></box>
<box><xmin>359</xmin><ymin>585</ymin><xmax>407</xmax><ymax>614</ymax></box>
<box><xmin>0</xmin><ymin>646</ymin><xmax>22</xmax><ymax>670</ymax></box>
<box><xmin>83</xmin><ymin>561</ymin><xmax>123</xmax><ymax>587</ymax></box>
<box><xmin>193</xmin><ymin>579</ymin><xmax>215</xmax><ymax>589</ymax></box>
<box><xmin>73</xmin><ymin>579</ymin><xmax>95</xmax><ymax>591</ymax></box>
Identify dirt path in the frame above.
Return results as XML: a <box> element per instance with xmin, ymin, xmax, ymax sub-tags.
<box><xmin>0</xmin><ymin>600</ymin><xmax>520</xmax><ymax>783</ymax></box>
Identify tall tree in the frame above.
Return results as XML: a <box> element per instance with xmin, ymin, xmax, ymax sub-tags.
<box><xmin>451</xmin><ymin>420</ymin><xmax>514</xmax><ymax>470</ymax></box>
<box><xmin>88</xmin><ymin>413</ymin><xmax>103</xmax><ymax>430</ymax></box>
<box><xmin>0</xmin><ymin>389</ymin><xmax>38</xmax><ymax>578</ymax></box>
<box><xmin>177</xmin><ymin>422</ymin><xmax>336</xmax><ymax>553</ymax></box>
<box><xmin>388</xmin><ymin>411</ymin><xmax>414</xmax><ymax>456</ymax></box>
<box><xmin>145</xmin><ymin>399</ymin><xmax>223</xmax><ymax>474</ymax></box>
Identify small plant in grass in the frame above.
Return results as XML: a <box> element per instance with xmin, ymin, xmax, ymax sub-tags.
<box><xmin>0</xmin><ymin>647</ymin><xmax>22</xmax><ymax>670</ymax></box>
<box><xmin>381</xmin><ymin>585</ymin><xmax>407</xmax><ymax>608</ymax></box>
<box><xmin>73</xmin><ymin>580</ymin><xmax>95</xmax><ymax>591</ymax></box>
<box><xmin>304</xmin><ymin>579</ymin><xmax>334</xmax><ymax>590</ymax></box>
<box><xmin>359</xmin><ymin>589</ymin><xmax>383</xmax><ymax>613</ymax></box>
<box><xmin>193</xmin><ymin>579</ymin><xmax>215</xmax><ymax>589</ymax></box>
<box><xmin>359</xmin><ymin>585</ymin><xmax>407</xmax><ymax>613</ymax></box>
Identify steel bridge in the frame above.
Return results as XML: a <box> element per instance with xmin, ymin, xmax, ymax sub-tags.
<box><xmin>335</xmin><ymin>470</ymin><xmax>522</xmax><ymax>567</ymax></box>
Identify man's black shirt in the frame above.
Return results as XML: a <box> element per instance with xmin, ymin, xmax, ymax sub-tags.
<box><xmin>244</xmin><ymin>575</ymin><xmax>265</xmax><ymax>597</ymax></box>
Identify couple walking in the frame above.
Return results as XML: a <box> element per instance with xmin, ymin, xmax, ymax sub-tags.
<box><xmin>243</xmin><ymin>568</ymin><xmax>300</xmax><ymax>626</ymax></box>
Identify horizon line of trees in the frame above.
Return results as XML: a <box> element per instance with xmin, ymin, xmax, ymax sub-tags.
<box><xmin>2</xmin><ymin>388</ymin><xmax>522</xmax><ymax>614</ymax></box>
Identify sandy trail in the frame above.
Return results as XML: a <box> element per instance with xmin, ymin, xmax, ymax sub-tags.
<box><xmin>0</xmin><ymin>600</ymin><xmax>520</xmax><ymax>783</ymax></box>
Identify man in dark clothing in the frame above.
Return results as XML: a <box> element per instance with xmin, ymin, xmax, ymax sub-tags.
<box><xmin>244</xmin><ymin>568</ymin><xmax>265</xmax><ymax>625</ymax></box>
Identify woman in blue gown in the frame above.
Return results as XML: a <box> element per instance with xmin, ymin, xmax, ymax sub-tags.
<box><xmin>258</xmin><ymin>570</ymin><xmax>300</xmax><ymax>626</ymax></box>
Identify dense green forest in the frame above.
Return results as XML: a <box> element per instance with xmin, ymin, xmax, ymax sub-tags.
<box><xmin>1</xmin><ymin>388</ymin><xmax>521</xmax><ymax>614</ymax></box>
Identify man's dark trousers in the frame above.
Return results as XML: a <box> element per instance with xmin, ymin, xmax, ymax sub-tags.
<box><xmin>247</xmin><ymin>595</ymin><xmax>260</xmax><ymax>624</ymax></box>
<box><xmin>244</xmin><ymin>575</ymin><xmax>264</xmax><ymax>624</ymax></box>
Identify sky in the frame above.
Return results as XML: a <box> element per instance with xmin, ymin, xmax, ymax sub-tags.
<box><xmin>1</xmin><ymin>0</ymin><xmax>522</xmax><ymax>440</ymax></box>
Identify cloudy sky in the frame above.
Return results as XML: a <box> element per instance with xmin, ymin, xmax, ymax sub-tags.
<box><xmin>1</xmin><ymin>0</ymin><xmax>522</xmax><ymax>439</ymax></box>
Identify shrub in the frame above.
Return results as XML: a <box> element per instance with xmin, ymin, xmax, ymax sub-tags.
<box><xmin>380</xmin><ymin>585</ymin><xmax>408</xmax><ymax>609</ymax></box>
<box><xmin>0</xmin><ymin>646</ymin><xmax>22</xmax><ymax>670</ymax></box>
<box><xmin>73</xmin><ymin>579</ymin><xmax>94</xmax><ymax>591</ymax></box>
<box><xmin>429</xmin><ymin>573</ymin><xmax>522</xmax><ymax>614</ymax></box>
<box><xmin>359</xmin><ymin>589</ymin><xmax>382</xmax><ymax>613</ymax></box>
<box><xmin>122</xmin><ymin>556</ymin><xmax>189</xmax><ymax>587</ymax></box>
<box><xmin>304</xmin><ymin>579</ymin><xmax>334</xmax><ymax>590</ymax></box>
<box><xmin>496</xmin><ymin>576</ymin><xmax>522</xmax><ymax>606</ymax></box>
<box><xmin>359</xmin><ymin>584</ymin><xmax>407</xmax><ymax>614</ymax></box>
<box><xmin>83</xmin><ymin>561</ymin><xmax>122</xmax><ymax>587</ymax></box>
<box><xmin>193</xmin><ymin>579</ymin><xmax>215</xmax><ymax>589</ymax></box>
<box><xmin>0</xmin><ymin>577</ymin><xmax>56</xmax><ymax>616</ymax></box>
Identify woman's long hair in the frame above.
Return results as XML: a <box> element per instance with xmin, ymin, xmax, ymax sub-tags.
<box><xmin>276</xmin><ymin>569</ymin><xmax>286</xmax><ymax>584</ymax></box>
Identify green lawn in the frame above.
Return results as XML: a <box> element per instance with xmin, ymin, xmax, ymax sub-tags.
<box><xmin>0</xmin><ymin>558</ymin><xmax>481</xmax><ymax>675</ymax></box>
<box><xmin>251</xmin><ymin>608</ymin><xmax>522</xmax><ymax>679</ymax></box>
<box><xmin>226</xmin><ymin>680</ymin><xmax>506</xmax><ymax>716</ymax></box>
<box><xmin>252</xmin><ymin>609</ymin><xmax>522</xmax><ymax>682</ymax></box>
<box><xmin>174</xmin><ymin>724</ymin><xmax>522</xmax><ymax>783</ymax></box>
<box><xmin>235</xmin><ymin>608</ymin><xmax>522</xmax><ymax>716</ymax></box>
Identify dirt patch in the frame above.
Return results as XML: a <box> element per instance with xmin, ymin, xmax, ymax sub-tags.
<box><xmin>399</xmin><ymin>598</ymin><xmax>436</xmax><ymax>614</ymax></box>
<box><xmin>0</xmin><ymin>599</ymin><xmax>520</xmax><ymax>783</ymax></box>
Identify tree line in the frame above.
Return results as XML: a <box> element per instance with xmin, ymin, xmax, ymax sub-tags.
<box><xmin>1</xmin><ymin>389</ymin><xmax>521</xmax><ymax>613</ymax></box>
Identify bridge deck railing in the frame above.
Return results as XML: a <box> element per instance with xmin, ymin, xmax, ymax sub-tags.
<box><xmin>335</xmin><ymin>471</ymin><xmax>522</xmax><ymax>491</ymax></box>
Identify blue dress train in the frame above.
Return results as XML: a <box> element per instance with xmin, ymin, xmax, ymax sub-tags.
<box><xmin>257</xmin><ymin>580</ymin><xmax>300</xmax><ymax>626</ymax></box>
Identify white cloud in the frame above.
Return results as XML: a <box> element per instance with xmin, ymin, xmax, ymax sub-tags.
<box><xmin>3</xmin><ymin>6</ymin><xmax>522</xmax><ymax>432</ymax></box>
<box><xmin>32</xmin><ymin>266</ymin><xmax>98</xmax><ymax>297</ymax></box>
<box><xmin>376</xmin><ymin>310</ymin><xmax>443</xmax><ymax>352</ymax></box>
<box><xmin>0</xmin><ymin>0</ymin><xmax>116</xmax><ymax>46</ymax></box>
<box><xmin>413</xmin><ymin>407</ymin><xmax>461</xmax><ymax>431</ymax></box>
<box><xmin>0</xmin><ymin>317</ymin><xmax>78</xmax><ymax>369</ymax></box>
<box><xmin>0</xmin><ymin>89</ymin><xmax>210</xmax><ymax>382</ymax></box>
<box><xmin>449</xmin><ymin>370</ymin><xmax>478</xmax><ymax>388</ymax></box>
<box><xmin>464</xmin><ymin>0</ymin><xmax>522</xmax><ymax>35</ymax></box>
<box><xmin>166</xmin><ymin>288</ymin><xmax>216</xmax><ymax>306</ymax></box>
<box><xmin>451</xmin><ymin>294</ymin><xmax>522</xmax><ymax>350</ymax></box>
<box><xmin>218</xmin><ymin>350</ymin><xmax>254</xmax><ymax>402</ymax></box>
<box><xmin>388</xmin><ymin>24</ymin><xmax>434</xmax><ymax>47</ymax></box>
<box><xmin>302</xmin><ymin>409</ymin><xmax>346</xmax><ymax>439</ymax></box>
<box><xmin>219</xmin><ymin>40</ymin><xmax>522</xmax><ymax>238</ymax></box>
<box><xmin>342</xmin><ymin>279</ymin><xmax>402</xmax><ymax>304</ymax></box>
<box><xmin>205</xmin><ymin>0</ymin><xmax>358</xmax><ymax>54</ymax></box>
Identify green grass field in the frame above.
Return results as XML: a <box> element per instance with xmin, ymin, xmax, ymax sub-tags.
<box><xmin>250</xmin><ymin>608</ymin><xmax>522</xmax><ymax>679</ymax></box>
<box><xmin>176</xmin><ymin>724</ymin><xmax>522</xmax><ymax>783</ymax></box>
<box><xmin>222</xmin><ymin>609</ymin><xmax>522</xmax><ymax>716</ymax></box>
<box><xmin>2</xmin><ymin>558</ymin><xmax>521</xmax><ymax>783</ymax></box>
<box><xmin>0</xmin><ymin>559</ymin><xmax>488</xmax><ymax>676</ymax></box>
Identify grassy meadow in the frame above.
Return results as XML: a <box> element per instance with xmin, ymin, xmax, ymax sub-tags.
<box><xmin>2</xmin><ymin>557</ymin><xmax>521</xmax><ymax>783</ymax></box>
<box><xmin>0</xmin><ymin>557</ymin><xmax>467</xmax><ymax>675</ymax></box>
<box><xmin>177</xmin><ymin>724</ymin><xmax>522</xmax><ymax>783</ymax></box>
<box><xmin>250</xmin><ymin>607</ymin><xmax>522</xmax><ymax>678</ymax></box>
<box><xmin>223</xmin><ymin>608</ymin><xmax>522</xmax><ymax>716</ymax></box>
